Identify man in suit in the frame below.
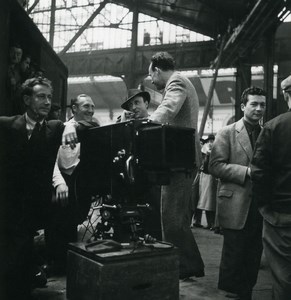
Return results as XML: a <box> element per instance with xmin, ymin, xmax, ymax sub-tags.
<box><xmin>251</xmin><ymin>75</ymin><xmax>291</xmax><ymax>300</ymax></box>
<box><xmin>0</xmin><ymin>77</ymin><xmax>76</xmax><ymax>300</ymax></box>
<box><xmin>148</xmin><ymin>51</ymin><xmax>204</xmax><ymax>279</ymax></box>
<box><xmin>209</xmin><ymin>86</ymin><xmax>266</xmax><ymax>300</ymax></box>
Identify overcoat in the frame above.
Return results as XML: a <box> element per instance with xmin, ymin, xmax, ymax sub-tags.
<box><xmin>209</xmin><ymin>118</ymin><xmax>252</xmax><ymax>229</ymax></box>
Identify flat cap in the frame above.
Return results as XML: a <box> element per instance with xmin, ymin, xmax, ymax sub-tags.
<box><xmin>281</xmin><ymin>75</ymin><xmax>291</xmax><ymax>92</ymax></box>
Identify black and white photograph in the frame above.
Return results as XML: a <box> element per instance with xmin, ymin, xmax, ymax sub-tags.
<box><xmin>0</xmin><ymin>1</ymin><xmax>291</xmax><ymax>299</ymax></box>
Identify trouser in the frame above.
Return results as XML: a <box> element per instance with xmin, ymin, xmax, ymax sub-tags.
<box><xmin>0</xmin><ymin>227</ymin><xmax>34</xmax><ymax>300</ymax></box>
<box><xmin>218</xmin><ymin>202</ymin><xmax>263</xmax><ymax>299</ymax></box>
<box><xmin>263</xmin><ymin>220</ymin><xmax>291</xmax><ymax>300</ymax></box>
<box><xmin>161</xmin><ymin>172</ymin><xmax>204</xmax><ymax>278</ymax></box>
<box><xmin>45</xmin><ymin>172</ymin><xmax>80</xmax><ymax>267</ymax></box>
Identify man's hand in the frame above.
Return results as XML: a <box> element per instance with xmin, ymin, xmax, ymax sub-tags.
<box><xmin>62</xmin><ymin>122</ymin><xmax>78</xmax><ymax>149</ymax></box>
<box><xmin>247</xmin><ymin>167</ymin><xmax>251</xmax><ymax>178</ymax></box>
<box><xmin>120</xmin><ymin>110</ymin><xmax>135</xmax><ymax>122</ymax></box>
<box><xmin>53</xmin><ymin>183</ymin><xmax>69</xmax><ymax>206</ymax></box>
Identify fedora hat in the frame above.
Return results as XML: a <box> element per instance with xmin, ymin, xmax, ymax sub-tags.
<box><xmin>121</xmin><ymin>89</ymin><xmax>150</xmax><ymax>110</ymax></box>
<box><xmin>281</xmin><ymin>75</ymin><xmax>291</xmax><ymax>92</ymax></box>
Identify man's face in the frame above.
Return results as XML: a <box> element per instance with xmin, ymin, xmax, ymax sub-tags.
<box><xmin>10</xmin><ymin>47</ymin><xmax>23</xmax><ymax>64</ymax></box>
<box><xmin>73</xmin><ymin>96</ymin><xmax>95</xmax><ymax>122</ymax></box>
<box><xmin>25</xmin><ymin>84</ymin><xmax>52</xmax><ymax>121</ymax></box>
<box><xmin>283</xmin><ymin>90</ymin><xmax>290</xmax><ymax>103</ymax></box>
<box><xmin>127</xmin><ymin>96</ymin><xmax>149</xmax><ymax>119</ymax></box>
<box><xmin>20</xmin><ymin>57</ymin><xmax>31</xmax><ymax>73</ymax></box>
<box><xmin>148</xmin><ymin>63</ymin><xmax>165</xmax><ymax>90</ymax></box>
<box><xmin>241</xmin><ymin>94</ymin><xmax>266</xmax><ymax>124</ymax></box>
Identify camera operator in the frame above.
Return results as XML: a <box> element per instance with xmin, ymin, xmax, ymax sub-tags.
<box><xmin>117</xmin><ymin>89</ymin><xmax>162</xmax><ymax>240</ymax></box>
<box><xmin>117</xmin><ymin>89</ymin><xmax>150</xmax><ymax>122</ymax></box>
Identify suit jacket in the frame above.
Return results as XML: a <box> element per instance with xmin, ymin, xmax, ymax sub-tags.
<box><xmin>0</xmin><ymin>115</ymin><xmax>64</xmax><ymax>230</ymax></box>
<box><xmin>149</xmin><ymin>71</ymin><xmax>205</xmax><ymax>276</ymax></box>
<box><xmin>149</xmin><ymin>71</ymin><xmax>201</xmax><ymax>167</ymax></box>
<box><xmin>209</xmin><ymin>118</ymin><xmax>252</xmax><ymax>230</ymax></box>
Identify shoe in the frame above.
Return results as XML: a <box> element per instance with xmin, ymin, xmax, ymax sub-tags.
<box><xmin>179</xmin><ymin>277</ymin><xmax>196</xmax><ymax>283</ymax></box>
<box><xmin>42</xmin><ymin>262</ymin><xmax>66</xmax><ymax>277</ymax></box>
<box><xmin>225</xmin><ymin>292</ymin><xmax>240</xmax><ymax>299</ymax></box>
<box><xmin>192</xmin><ymin>223</ymin><xmax>203</xmax><ymax>228</ymax></box>
<box><xmin>213</xmin><ymin>227</ymin><xmax>221</xmax><ymax>234</ymax></box>
<box><xmin>32</xmin><ymin>266</ymin><xmax>47</xmax><ymax>288</ymax></box>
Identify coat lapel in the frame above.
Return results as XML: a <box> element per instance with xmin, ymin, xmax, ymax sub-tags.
<box><xmin>236</xmin><ymin>118</ymin><xmax>252</xmax><ymax>160</ymax></box>
<box><xmin>12</xmin><ymin>115</ymin><xmax>29</xmax><ymax>142</ymax></box>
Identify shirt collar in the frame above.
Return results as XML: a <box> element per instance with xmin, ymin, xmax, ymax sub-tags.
<box><xmin>243</xmin><ymin>118</ymin><xmax>260</xmax><ymax>130</ymax></box>
<box><xmin>25</xmin><ymin>113</ymin><xmax>45</xmax><ymax>127</ymax></box>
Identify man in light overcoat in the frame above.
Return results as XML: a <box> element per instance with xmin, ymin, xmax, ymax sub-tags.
<box><xmin>209</xmin><ymin>86</ymin><xmax>266</xmax><ymax>300</ymax></box>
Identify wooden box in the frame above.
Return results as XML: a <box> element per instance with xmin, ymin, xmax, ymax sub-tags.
<box><xmin>67</xmin><ymin>242</ymin><xmax>179</xmax><ymax>300</ymax></box>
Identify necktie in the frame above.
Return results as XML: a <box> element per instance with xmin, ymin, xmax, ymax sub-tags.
<box><xmin>250</xmin><ymin>125</ymin><xmax>261</xmax><ymax>149</ymax></box>
<box><xmin>30</xmin><ymin>122</ymin><xmax>41</xmax><ymax>143</ymax></box>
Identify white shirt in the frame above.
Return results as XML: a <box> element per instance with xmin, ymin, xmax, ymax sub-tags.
<box><xmin>52</xmin><ymin>118</ymin><xmax>80</xmax><ymax>187</ymax></box>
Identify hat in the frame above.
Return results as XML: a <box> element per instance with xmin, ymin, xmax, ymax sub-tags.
<box><xmin>205</xmin><ymin>134</ymin><xmax>215</xmax><ymax>141</ymax></box>
<box><xmin>121</xmin><ymin>89</ymin><xmax>150</xmax><ymax>110</ymax></box>
<box><xmin>281</xmin><ymin>75</ymin><xmax>291</xmax><ymax>92</ymax></box>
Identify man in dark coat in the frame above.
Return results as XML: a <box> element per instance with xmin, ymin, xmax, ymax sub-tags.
<box><xmin>251</xmin><ymin>75</ymin><xmax>291</xmax><ymax>300</ymax></box>
<box><xmin>0</xmin><ymin>77</ymin><xmax>76</xmax><ymax>300</ymax></box>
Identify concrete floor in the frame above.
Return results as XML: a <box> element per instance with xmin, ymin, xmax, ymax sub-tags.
<box><xmin>32</xmin><ymin>223</ymin><xmax>272</xmax><ymax>300</ymax></box>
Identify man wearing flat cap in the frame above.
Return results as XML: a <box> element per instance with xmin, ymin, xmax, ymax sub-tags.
<box><xmin>251</xmin><ymin>75</ymin><xmax>291</xmax><ymax>300</ymax></box>
<box><xmin>118</xmin><ymin>89</ymin><xmax>150</xmax><ymax>122</ymax></box>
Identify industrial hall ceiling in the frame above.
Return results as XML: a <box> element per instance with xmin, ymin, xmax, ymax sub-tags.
<box><xmin>111</xmin><ymin>0</ymin><xmax>291</xmax><ymax>67</ymax></box>
<box><xmin>112</xmin><ymin>0</ymin><xmax>253</xmax><ymax>38</ymax></box>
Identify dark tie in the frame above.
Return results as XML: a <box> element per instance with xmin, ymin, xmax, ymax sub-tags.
<box><xmin>250</xmin><ymin>126</ymin><xmax>261</xmax><ymax>149</ymax></box>
<box><xmin>29</xmin><ymin>122</ymin><xmax>41</xmax><ymax>143</ymax></box>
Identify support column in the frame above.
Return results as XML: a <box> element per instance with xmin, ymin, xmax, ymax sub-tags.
<box><xmin>263</xmin><ymin>27</ymin><xmax>276</xmax><ymax>121</ymax></box>
<box><xmin>235</xmin><ymin>58</ymin><xmax>251</xmax><ymax>121</ymax></box>
<box><xmin>49</xmin><ymin>0</ymin><xmax>56</xmax><ymax>47</ymax></box>
<box><xmin>124</xmin><ymin>1</ymin><xmax>139</xmax><ymax>89</ymax></box>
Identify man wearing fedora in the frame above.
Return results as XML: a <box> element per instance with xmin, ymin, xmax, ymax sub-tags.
<box><xmin>118</xmin><ymin>89</ymin><xmax>150</xmax><ymax>122</ymax></box>
<box><xmin>251</xmin><ymin>75</ymin><xmax>291</xmax><ymax>300</ymax></box>
<box><xmin>117</xmin><ymin>88</ymin><xmax>163</xmax><ymax>239</ymax></box>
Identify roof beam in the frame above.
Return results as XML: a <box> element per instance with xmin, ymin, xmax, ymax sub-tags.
<box><xmin>216</xmin><ymin>0</ymin><xmax>287</xmax><ymax>67</ymax></box>
<box><xmin>58</xmin><ymin>0</ymin><xmax>109</xmax><ymax>56</ymax></box>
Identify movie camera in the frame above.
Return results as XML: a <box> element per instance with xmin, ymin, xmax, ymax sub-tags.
<box><xmin>75</xmin><ymin>120</ymin><xmax>196</xmax><ymax>242</ymax></box>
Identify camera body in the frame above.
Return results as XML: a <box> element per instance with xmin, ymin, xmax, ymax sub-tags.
<box><xmin>76</xmin><ymin>120</ymin><xmax>196</xmax><ymax>241</ymax></box>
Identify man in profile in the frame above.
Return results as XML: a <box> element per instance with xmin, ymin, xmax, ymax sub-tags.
<box><xmin>148</xmin><ymin>51</ymin><xmax>204</xmax><ymax>279</ymax></box>
<box><xmin>251</xmin><ymin>75</ymin><xmax>291</xmax><ymax>300</ymax></box>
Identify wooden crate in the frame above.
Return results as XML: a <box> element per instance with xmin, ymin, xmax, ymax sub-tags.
<box><xmin>67</xmin><ymin>242</ymin><xmax>179</xmax><ymax>300</ymax></box>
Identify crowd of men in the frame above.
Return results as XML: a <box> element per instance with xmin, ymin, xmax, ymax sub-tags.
<box><xmin>0</xmin><ymin>51</ymin><xmax>290</xmax><ymax>300</ymax></box>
